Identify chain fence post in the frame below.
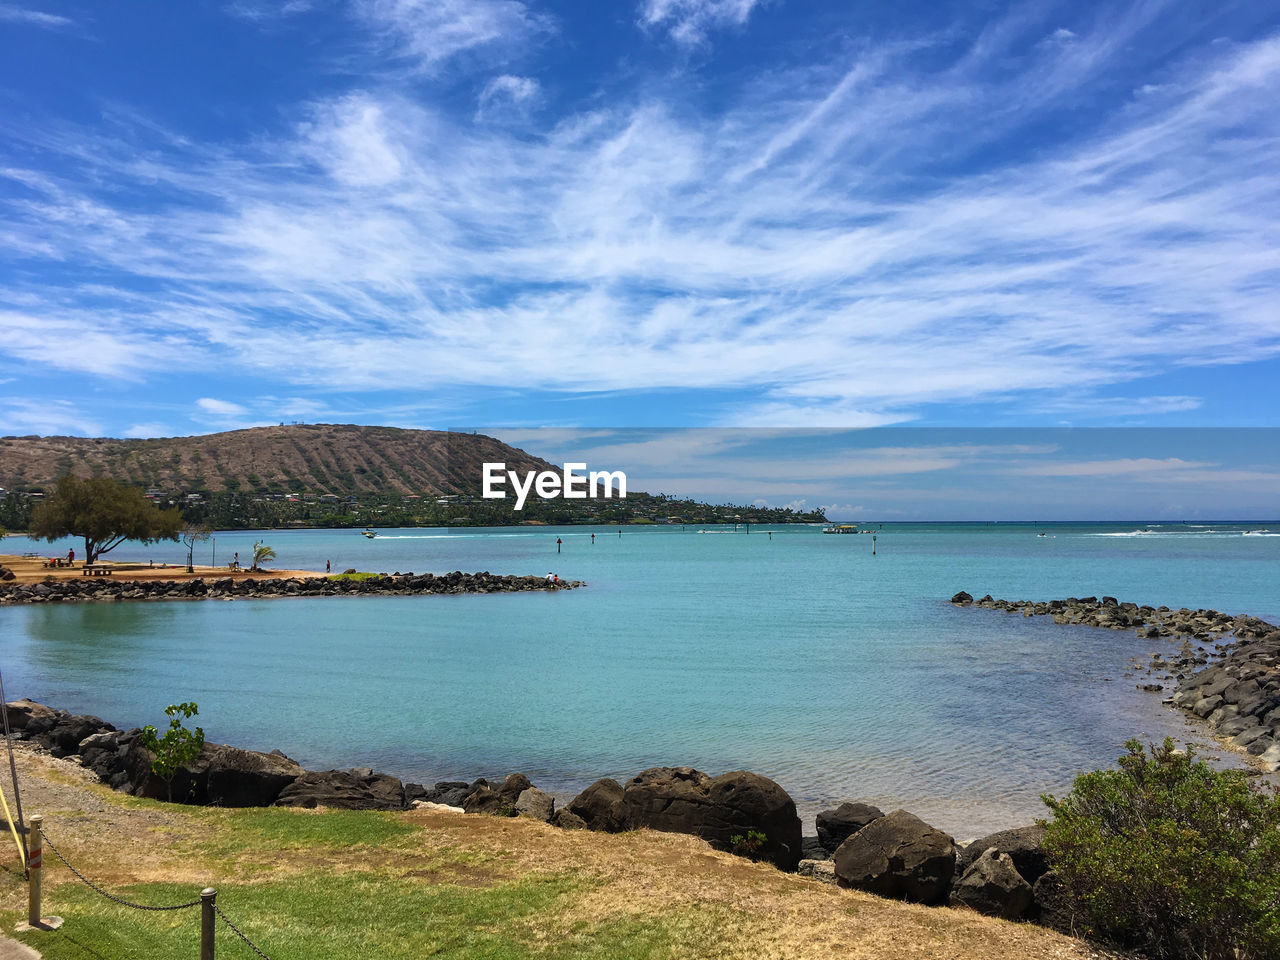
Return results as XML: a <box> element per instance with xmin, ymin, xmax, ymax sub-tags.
<box><xmin>17</xmin><ymin>813</ymin><xmax>62</xmax><ymax>931</ymax></box>
<box><xmin>201</xmin><ymin>887</ymin><xmax>216</xmax><ymax>960</ymax></box>
<box><xmin>27</xmin><ymin>814</ymin><xmax>41</xmax><ymax>927</ymax></box>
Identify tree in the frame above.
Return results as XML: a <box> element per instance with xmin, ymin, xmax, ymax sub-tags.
<box><xmin>250</xmin><ymin>540</ymin><xmax>276</xmax><ymax>571</ymax></box>
<box><xmin>139</xmin><ymin>702</ymin><xmax>205</xmax><ymax>803</ymax></box>
<box><xmin>28</xmin><ymin>476</ymin><xmax>183</xmax><ymax>565</ymax></box>
<box><xmin>181</xmin><ymin>522</ymin><xmax>212</xmax><ymax>573</ymax></box>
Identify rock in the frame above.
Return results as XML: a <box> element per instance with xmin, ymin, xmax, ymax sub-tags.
<box><xmin>275</xmin><ymin>770</ymin><xmax>405</xmax><ymax>810</ymax></box>
<box><xmin>567</xmin><ymin>778</ymin><xmax>626</xmax><ymax>832</ymax></box>
<box><xmin>515</xmin><ymin>787</ymin><xmax>555</xmax><ymax>822</ymax></box>
<box><xmin>127</xmin><ymin>740</ymin><xmax>305</xmax><ymax>807</ymax></box>
<box><xmin>1031</xmin><ymin>870</ymin><xmax>1078</xmax><ymax>934</ymax></box>
<box><xmin>463</xmin><ymin>773</ymin><xmax>532</xmax><ymax>816</ymax></box>
<box><xmin>832</xmin><ymin>809</ymin><xmax>956</xmax><ymax>904</ymax></box>
<box><xmin>423</xmin><ymin>780</ymin><xmax>481</xmax><ymax>808</ymax></box>
<box><xmin>797</xmin><ymin>859</ymin><xmax>838</xmax><ymax>885</ymax></box>
<box><xmin>40</xmin><ymin>713</ymin><xmax>115</xmax><ymax>758</ymax></box>
<box><xmin>954</xmin><ymin>824</ymin><xmax>1048</xmax><ymax>885</ymax></box>
<box><xmin>551</xmin><ymin>808</ymin><xmax>588</xmax><ymax>830</ymax></box>
<box><xmin>620</xmin><ymin>767</ymin><xmax>803</xmax><ymax>871</ymax></box>
<box><xmin>950</xmin><ymin>849</ymin><xmax>1033</xmax><ymax>919</ymax></box>
<box><xmin>950</xmin><ymin>592</ymin><xmax>974</xmax><ymax>605</ymax></box>
<box><xmin>801</xmin><ymin>836</ymin><xmax>828</xmax><ymax>861</ymax></box>
<box><xmin>816</xmin><ymin>801</ymin><xmax>884</xmax><ymax>855</ymax></box>
<box><xmin>4</xmin><ymin>699</ymin><xmax>58</xmax><ymax>734</ymax></box>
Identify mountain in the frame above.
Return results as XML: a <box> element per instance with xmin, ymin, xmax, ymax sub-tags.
<box><xmin>0</xmin><ymin>424</ymin><xmax>551</xmax><ymax>497</ymax></box>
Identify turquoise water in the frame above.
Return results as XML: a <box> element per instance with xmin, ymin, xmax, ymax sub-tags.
<box><xmin>4</xmin><ymin>521</ymin><xmax>1278</xmax><ymax>836</ymax></box>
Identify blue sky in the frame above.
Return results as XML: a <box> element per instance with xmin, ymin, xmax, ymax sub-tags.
<box><xmin>488</xmin><ymin>427</ymin><xmax>1280</xmax><ymax>519</ymax></box>
<box><xmin>0</xmin><ymin>2</ymin><xmax>1278</xmax><ymax>518</ymax></box>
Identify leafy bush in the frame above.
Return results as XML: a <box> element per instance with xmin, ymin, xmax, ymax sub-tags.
<box><xmin>1042</xmin><ymin>738</ymin><xmax>1280</xmax><ymax>960</ymax></box>
<box><xmin>140</xmin><ymin>702</ymin><xmax>205</xmax><ymax>803</ymax></box>
<box><xmin>729</xmin><ymin>830</ymin><xmax>769</xmax><ymax>860</ymax></box>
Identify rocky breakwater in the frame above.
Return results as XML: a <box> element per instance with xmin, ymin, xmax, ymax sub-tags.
<box><xmin>0</xmin><ymin>570</ymin><xmax>582</xmax><ymax>605</ymax></box>
<box><xmin>951</xmin><ymin>591</ymin><xmax>1280</xmax><ymax>772</ymax></box>
<box><xmin>800</xmin><ymin>802</ymin><xmax>1068</xmax><ymax>928</ymax></box>
<box><xmin>11</xmin><ymin>697</ymin><xmax>1085</xmax><ymax>932</ymax></box>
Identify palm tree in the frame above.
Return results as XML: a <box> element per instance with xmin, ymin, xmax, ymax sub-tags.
<box><xmin>250</xmin><ymin>541</ymin><xmax>276</xmax><ymax>572</ymax></box>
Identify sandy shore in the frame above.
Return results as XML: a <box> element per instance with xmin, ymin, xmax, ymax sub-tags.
<box><xmin>0</xmin><ymin>552</ymin><xmax>323</xmax><ymax>584</ymax></box>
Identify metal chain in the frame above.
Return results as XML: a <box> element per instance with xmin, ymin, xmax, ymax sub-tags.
<box><xmin>41</xmin><ymin>832</ymin><xmax>203</xmax><ymax>912</ymax></box>
<box><xmin>213</xmin><ymin>902</ymin><xmax>273</xmax><ymax>959</ymax></box>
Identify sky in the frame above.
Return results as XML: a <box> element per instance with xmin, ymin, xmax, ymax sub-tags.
<box><xmin>487</xmin><ymin>427</ymin><xmax>1280</xmax><ymax>520</ymax></box>
<box><xmin>0</xmin><ymin>2</ymin><xmax>1278</xmax><ymax>514</ymax></box>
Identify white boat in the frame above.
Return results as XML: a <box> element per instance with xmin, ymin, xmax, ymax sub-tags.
<box><xmin>822</xmin><ymin>524</ymin><xmax>859</xmax><ymax>534</ymax></box>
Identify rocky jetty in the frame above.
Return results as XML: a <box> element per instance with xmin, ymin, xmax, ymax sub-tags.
<box><xmin>8</xmin><ymin>697</ymin><xmax>1080</xmax><ymax>929</ymax></box>
<box><xmin>952</xmin><ymin>592</ymin><xmax>1280</xmax><ymax>771</ymax></box>
<box><xmin>0</xmin><ymin>570</ymin><xmax>582</xmax><ymax>605</ymax></box>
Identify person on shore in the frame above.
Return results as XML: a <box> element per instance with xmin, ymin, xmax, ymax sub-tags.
<box><xmin>67</xmin><ymin>547</ymin><xmax>74</xmax><ymax>565</ymax></box>
<box><xmin>231</xmin><ymin>551</ymin><xmax>240</xmax><ymax>571</ymax></box>
<box><xmin>546</xmin><ymin>572</ymin><xmax>554</xmax><ymax>581</ymax></box>
<box><xmin>326</xmin><ymin>559</ymin><xmax>331</xmax><ymax>573</ymax></box>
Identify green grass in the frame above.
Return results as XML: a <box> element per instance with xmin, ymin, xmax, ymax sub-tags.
<box><xmin>188</xmin><ymin>807</ymin><xmax>419</xmax><ymax>857</ymax></box>
<box><xmin>326</xmin><ymin>571</ymin><xmax>380</xmax><ymax>581</ymax></box>
<box><xmin>5</xmin><ymin>872</ymin><xmax>730</xmax><ymax>960</ymax></box>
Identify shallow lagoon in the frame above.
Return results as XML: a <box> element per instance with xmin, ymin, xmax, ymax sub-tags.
<box><xmin>5</xmin><ymin>521</ymin><xmax>1277</xmax><ymax>835</ymax></box>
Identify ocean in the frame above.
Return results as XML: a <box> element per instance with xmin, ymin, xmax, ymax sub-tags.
<box><xmin>4</xmin><ymin>521</ymin><xmax>1277</xmax><ymax>837</ymax></box>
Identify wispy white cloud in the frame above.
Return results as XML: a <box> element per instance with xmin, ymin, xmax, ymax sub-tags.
<box><xmin>355</xmin><ymin>0</ymin><xmax>553</xmax><ymax>71</ymax></box>
<box><xmin>0</xmin><ymin>398</ymin><xmax>100</xmax><ymax>436</ymax></box>
<box><xmin>477</xmin><ymin>74</ymin><xmax>540</xmax><ymax>120</ymax></box>
<box><xmin>122</xmin><ymin>422</ymin><xmax>171</xmax><ymax>439</ymax></box>
<box><xmin>1</xmin><ymin>10</ymin><xmax>1279</xmax><ymax>427</ymax></box>
<box><xmin>224</xmin><ymin>1</ymin><xmax>313</xmax><ymax>22</ymax></box>
<box><xmin>196</xmin><ymin>397</ymin><xmax>250</xmax><ymax>417</ymax></box>
<box><xmin>0</xmin><ymin>4</ymin><xmax>73</xmax><ymax>29</ymax></box>
<box><xmin>638</xmin><ymin>0</ymin><xmax>762</xmax><ymax>45</ymax></box>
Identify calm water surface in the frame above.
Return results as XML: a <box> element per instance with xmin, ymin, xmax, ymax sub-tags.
<box><xmin>4</xmin><ymin>521</ymin><xmax>1278</xmax><ymax>836</ymax></box>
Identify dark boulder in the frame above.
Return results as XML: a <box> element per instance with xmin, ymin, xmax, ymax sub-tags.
<box><xmin>620</xmin><ymin>767</ymin><xmax>803</xmax><ymax>871</ymax></box>
<box><xmin>274</xmin><ymin>770</ymin><xmax>405</xmax><ymax>810</ymax></box>
<box><xmin>950</xmin><ymin>849</ymin><xmax>1033</xmax><ymax>919</ymax></box>
<box><xmin>129</xmin><ymin>741</ymin><xmax>306</xmax><ymax>806</ymax></box>
<box><xmin>568</xmin><ymin>778</ymin><xmax>626</xmax><ymax>832</ymax></box>
<box><xmin>463</xmin><ymin>773</ymin><xmax>532</xmax><ymax>816</ymax></box>
<box><xmin>801</xmin><ymin>836</ymin><xmax>828</xmax><ymax>861</ymax></box>
<box><xmin>42</xmin><ymin>713</ymin><xmax>115</xmax><ymax>758</ymax></box>
<box><xmin>816</xmin><ymin>801</ymin><xmax>884</xmax><ymax>855</ymax></box>
<box><xmin>832</xmin><ymin>809</ymin><xmax>956</xmax><ymax>904</ymax></box>
<box><xmin>1030</xmin><ymin>870</ymin><xmax>1078</xmax><ymax>934</ymax></box>
<box><xmin>955</xmin><ymin>824</ymin><xmax>1048</xmax><ymax>885</ymax></box>
<box><xmin>551</xmin><ymin>808</ymin><xmax>588</xmax><ymax>830</ymax></box>
<box><xmin>950</xmin><ymin>592</ymin><xmax>974</xmax><ymax>605</ymax></box>
<box><xmin>4</xmin><ymin>699</ymin><xmax>58</xmax><ymax>734</ymax></box>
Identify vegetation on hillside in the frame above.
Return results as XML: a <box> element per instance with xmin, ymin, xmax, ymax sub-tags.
<box><xmin>0</xmin><ymin>425</ymin><xmax>828</xmax><ymax>529</ymax></box>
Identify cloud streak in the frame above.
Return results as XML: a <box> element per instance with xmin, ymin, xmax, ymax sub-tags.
<box><xmin>1</xmin><ymin>5</ymin><xmax>1279</xmax><ymax>429</ymax></box>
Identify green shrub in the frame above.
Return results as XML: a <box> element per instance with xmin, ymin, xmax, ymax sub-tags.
<box><xmin>140</xmin><ymin>702</ymin><xmax>205</xmax><ymax>803</ymax></box>
<box><xmin>729</xmin><ymin>830</ymin><xmax>768</xmax><ymax>860</ymax></box>
<box><xmin>1042</xmin><ymin>738</ymin><xmax>1280</xmax><ymax>960</ymax></box>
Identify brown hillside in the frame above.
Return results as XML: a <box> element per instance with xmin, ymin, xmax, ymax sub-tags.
<box><xmin>0</xmin><ymin>424</ymin><xmax>553</xmax><ymax>496</ymax></box>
